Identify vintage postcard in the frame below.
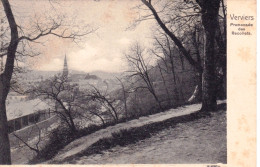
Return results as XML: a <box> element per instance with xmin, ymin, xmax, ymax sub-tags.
<box><xmin>0</xmin><ymin>0</ymin><xmax>256</xmax><ymax>167</ymax></box>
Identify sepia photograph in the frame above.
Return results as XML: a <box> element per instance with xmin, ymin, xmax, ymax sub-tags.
<box><xmin>0</xmin><ymin>0</ymin><xmax>253</xmax><ymax>165</ymax></box>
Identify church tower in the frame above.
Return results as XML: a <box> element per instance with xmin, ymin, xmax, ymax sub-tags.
<box><xmin>62</xmin><ymin>54</ymin><xmax>68</xmax><ymax>77</ymax></box>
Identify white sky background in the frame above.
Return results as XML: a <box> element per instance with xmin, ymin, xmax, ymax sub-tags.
<box><xmin>9</xmin><ymin>0</ymin><xmax>155</xmax><ymax>73</ymax></box>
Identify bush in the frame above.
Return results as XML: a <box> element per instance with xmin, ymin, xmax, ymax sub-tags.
<box><xmin>30</xmin><ymin>125</ymin><xmax>76</xmax><ymax>163</ymax></box>
<box><xmin>30</xmin><ymin>121</ymin><xmax>116</xmax><ymax>163</ymax></box>
<box><xmin>76</xmin><ymin>124</ymin><xmax>102</xmax><ymax>138</ymax></box>
<box><xmin>78</xmin><ymin>128</ymin><xmax>151</xmax><ymax>157</ymax></box>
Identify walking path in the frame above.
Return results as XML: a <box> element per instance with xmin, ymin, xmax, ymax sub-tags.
<box><xmin>49</xmin><ymin>100</ymin><xmax>226</xmax><ymax>163</ymax></box>
<box><xmin>76</xmin><ymin>107</ymin><xmax>226</xmax><ymax>164</ymax></box>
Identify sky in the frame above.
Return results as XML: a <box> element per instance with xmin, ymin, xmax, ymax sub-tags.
<box><xmin>9</xmin><ymin>0</ymin><xmax>156</xmax><ymax>73</ymax></box>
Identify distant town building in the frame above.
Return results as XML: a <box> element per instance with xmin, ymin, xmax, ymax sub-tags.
<box><xmin>63</xmin><ymin>54</ymin><xmax>69</xmax><ymax>78</ymax></box>
<box><xmin>6</xmin><ymin>95</ymin><xmax>51</xmax><ymax>133</ymax></box>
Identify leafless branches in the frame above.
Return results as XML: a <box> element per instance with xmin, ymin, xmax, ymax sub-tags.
<box><xmin>139</xmin><ymin>0</ymin><xmax>202</xmax><ymax>72</ymax></box>
<box><xmin>115</xmin><ymin>77</ymin><xmax>129</xmax><ymax>119</ymax></box>
<box><xmin>12</xmin><ymin>124</ymin><xmax>42</xmax><ymax>155</ymax></box>
<box><xmin>29</xmin><ymin>75</ymin><xmax>81</xmax><ymax>133</ymax></box>
<box><xmin>125</xmin><ymin>42</ymin><xmax>162</xmax><ymax>110</ymax></box>
<box><xmin>18</xmin><ymin>14</ymin><xmax>97</xmax><ymax>44</ymax></box>
<box><xmin>86</xmin><ymin>84</ymin><xmax>119</xmax><ymax>123</ymax></box>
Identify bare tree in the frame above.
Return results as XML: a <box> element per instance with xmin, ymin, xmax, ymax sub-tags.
<box><xmin>12</xmin><ymin>124</ymin><xmax>42</xmax><ymax>156</ymax></box>
<box><xmin>0</xmin><ymin>0</ymin><xmax>95</xmax><ymax>163</ymax></box>
<box><xmin>116</xmin><ymin>77</ymin><xmax>129</xmax><ymax>119</ymax></box>
<box><xmin>75</xmin><ymin>96</ymin><xmax>106</xmax><ymax>127</ymax></box>
<box><xmin>215</xmin><ymin>0</ymin><xmax>227</xmax><ymax>99</ymax></box>
<box><xmin>157</xmin><ymin>62</ymin><xmax>171</xmax><ymax>106</ymax></box>
<box><xmin>30</xmin><ymin>75</ymin><xmax>85</xmax><ymax>133</ymax></box>
<box><xmin>152</xmin><ymin>34</ymin><xmax>184</xmax><ymax>104</ymax></box>
<box><xmin>195</xmin><ymin>0</ymin><xmax>221</xmax><ymax>110</ymax></box>
<box><xmin>138</xmin><ymin>0</ymin><xmax>223</xmax><ymax>111</ymax></box>
<box><xmin>86</xmin><ymin>84</ymin><xmax>119</xmax><ymax>123</ymax></box>
<box><xmin>135</xmin><ymin>0</ymin><xmax>204</xmax><ymax>105</ymax></box>
<box><xmin>125</xmin><ymin>42</ymin><xmax>162</xmax><ymax>111</ymax></box>
<box><xmin>31</xmin><ymin>75</ymin><xmax>107</xmax><ymax>129</ymax></box>
<box><xmin>139</xmin><ymin>0</ymin><xmax>202</xmax><ymax>73</ymax></box>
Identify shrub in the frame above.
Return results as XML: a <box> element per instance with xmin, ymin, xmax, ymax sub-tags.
<box><xmin>30</xmin><ymin>125</ymin><xmax>76</xmax><ymax>163</ymax></box>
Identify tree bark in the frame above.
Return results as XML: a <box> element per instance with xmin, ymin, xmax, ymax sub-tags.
<box><xmin>67</xmin><ymin>113</ymin><xmax>77</xmax><ymax>133</ymax></box>
<box><xmin>97</xmin><ymin>114</ymin><xmax>105</xmax><ymax>126</ymax></box>
<box><xmin>215</xmin><ymin>20</ymin><xmax>227</xmax><ymax>99</ymax></box>
<box><xmin>0</xmin><ymin>0</ymin><xmax>19</xmax><ymax>164</ymax></box>
<box><xmin>164</xmin><ymin>35</ymin><xmax>181</xmax><ymax>104</ymax></box>
<box><xmin>198</xmin><ymin>72</ymin><xmax>202</xmax><ymax>101</ymax></box>
<box><xmin>158</xmin><ymin>63</ymin><xmax>171</xmax><ymax>106</ymax></box>
<box><xmin>199</xmin><ymin>0</ymin><xmax>220</xmax><ymax>111</ymax></box>
<box><xmin>0</xmin><ymin>99</ymin><xmax>11</xmax><ymax>164</ymax></box>
<box><xmin>193</xmin><ymin>27</ymin><xmax>203</xmax><ymax>102</ymax></box>
<box><xmin>145</xmin><ymin>77</ymin><xmax>163</xmax><ymax>111</ymax></box>
<box><xmin>152</xmin><ymin>90</ymin><xmax>163</xmax><ymax>111</ymax></box>
<box><xmin>103</xmin><ymin>98</ymin><xmax>118</xmax><ymax>123</ymax></box>
<box><xmin>116</xmin><ymin>78</ymin><xmax>128</xmax><ymax>119</ymax></box>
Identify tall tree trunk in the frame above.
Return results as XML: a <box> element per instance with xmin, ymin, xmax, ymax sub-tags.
<box><xmin>198</xmin><ymin>72</ymin><xmax>202</xmax><ymax>101</ymax></box>
<box><xmin>165</xmin><ymin>32</ymin><xmax>181</xmax><ymax>104</ymax></box>
<box><xmin>1</xmin><ymin>0</ymin><xmax>19</xmax><ymax>164</ymax></box>
<box><xmin>158</xmin><ymin>63</ymin><xmax>171</xmax><ymax>107</ymax></box>
<box><xmin>0</xmin><ymin>97</ymin><xmax>11</xmax><ymax>164</ymax></box>
<box><xmin>117</xmin><ymin>78</ymin><xmax>128</xmax><ymax>119</ymax></box>
<box><xmin>151</xmin><ymin>91</ymin><xmax>163</xmax><ymax>111</ymax></box>
<box><xmin>104</xmin><ymin>99</ymin><xmax>118</xmax><ymax>123</ymax></box>
<box><xmin>176</xmin><ymin>76</ymin><xmax>185</xmax><ymax>103</ymax></box>
<box><xmin>200</xmin><ymin>0</ymin><xmax>220</xmax><ymax>111</ymax></box>
<box><xmin>193</xmin><ymin>27</ymin><xmax>203</xmax><ymax>102</ymax></box>
<box><xmin>97</xmin><ymin>115</ymin><xmax>105</xmax><ymax>126</ymax></box>
<box><xmin>122</xmin><ymin>89</ymin><xmax>128</xmax><ymax>119</ymax></box>
<box><xmin>67</xmin><ymin>113</ymin><xmax>77</xmax><ymax>134</ymax></box>
<box><xmin>215</xmin><ymin>20</ymin><xmax>227</xmax><ymax>99</ymax></box>
<box><xmin>146</xmin><ymin>79</ymin><xmax>163</xmax><ymax>111</ymax></box>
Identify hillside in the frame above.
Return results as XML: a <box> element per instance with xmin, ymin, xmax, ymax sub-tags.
<box><xmin>46</xmin><ymin>100</ymin><xmax>226</xmax><ymax>164</ymax></box>
<box><xmin>74</xmin><ymin>106</ymin><xmax>226</xmax><ymax>164</ymax></box>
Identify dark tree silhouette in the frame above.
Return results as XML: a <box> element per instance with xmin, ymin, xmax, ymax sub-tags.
<box><xmin>125</xmin><ymin>42</ymin><xmax>162</xmax><ymax>111</ymax></box>
<box><xmin>196</xmin><ymin>0</ymin><xmax>221</xmax><ymax>111</ymax></box>
<box><xmin>86</xmin><ymin>84</ymin><xmax>119</xmax><ymax>123</ymax></box>
<box><xmin>140</xmin><ymin>0</ymin><xmax>223</xmax><ymax>111</ymax></box>
<box><xmin>0</xmin><ymin>0</ymin><xmax>94</xmax><ymax>163</ymax></box>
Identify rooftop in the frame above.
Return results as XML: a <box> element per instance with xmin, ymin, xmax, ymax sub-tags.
<box><xmin>7</xmin><ymin>98</ymin><xmax>49</xmax><ymax>121</ymax></box>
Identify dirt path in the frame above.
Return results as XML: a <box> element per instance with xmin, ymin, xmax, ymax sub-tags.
<box><xmin>49</xmin><ymin>100</ymin><xmax>226</xmax><ymax>163</ymax></box>
<box><xmin>72</xmin><ymin>106</ymin><xmax>227</xmax><ymax>164</ymax></box>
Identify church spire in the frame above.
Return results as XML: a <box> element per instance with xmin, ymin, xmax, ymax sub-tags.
<box><xmin>63</xmin><ymin>54</ymin><xmax>68</xmax><ymax>77</ymax></box>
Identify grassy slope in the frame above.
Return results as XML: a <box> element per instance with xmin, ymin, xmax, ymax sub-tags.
<box><xmin>54</xmin><ymin>103</ymin><xmax>227</xmax><ymax>164</ymax></box>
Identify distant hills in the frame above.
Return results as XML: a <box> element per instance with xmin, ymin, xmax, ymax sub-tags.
<box><xmin>90</xmin><ymin>70</ymin><xmax>121</xmax><ymax>80</ymax></box>
<box><xmin>18</xmin><ymin>70</ymin><xmax>122</xmax><ymax>81</ymax></box>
